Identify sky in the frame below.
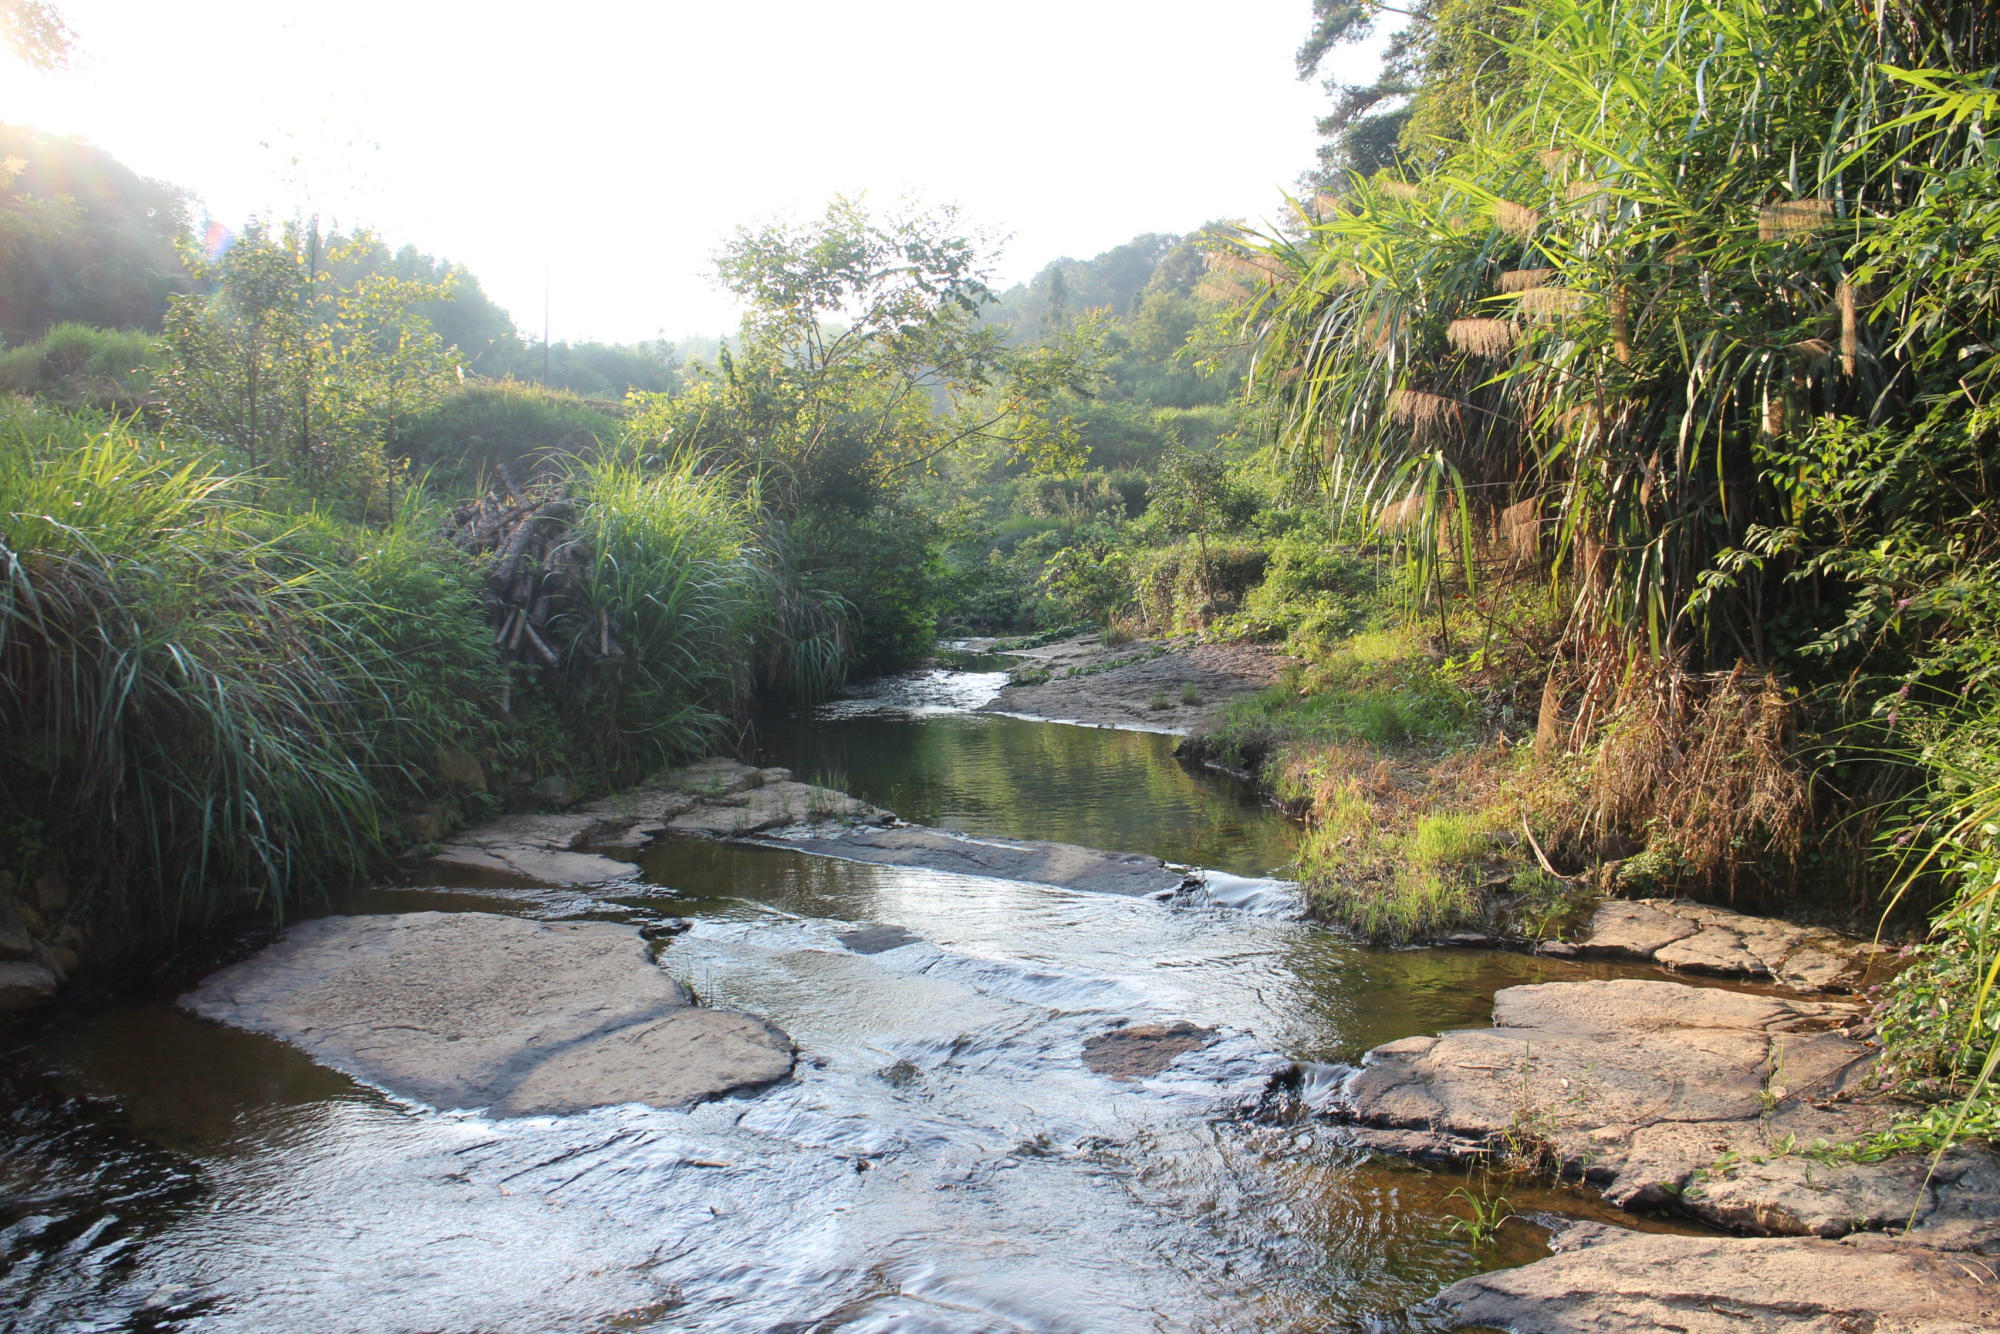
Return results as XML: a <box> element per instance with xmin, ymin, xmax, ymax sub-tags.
<box><xmin>3</xmin><ymin>0</ymin><xmax>1385</xmax><ymax>343</ymax></box>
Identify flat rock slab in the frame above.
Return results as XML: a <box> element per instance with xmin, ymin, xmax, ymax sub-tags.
<box><xmin>1574</xmin><ymin>897</ymin><xmax>1895</xmax><ymax>992</ymax></box>
<box><xmin>1083</xmin><ymin>1021</ymin><xmax>1215</xmax><ymax>1080</ymax></box>
<box><xmin>425</xmin><ymin>759</ymin><xmax>888</xmax><ymax>881</ymax></box>
<box><xmin>772</xmin><ymin>825</ymin><xmax>1195</xmax><ymax>897</ymax></box>
<box><xmin>1439</xmin><ymin>1222</ymin><xmax>2000</xmax><ymax>1333</ymax></box>
<box><xmin>182</xmin><ymin>912</ymin><xmax>794</xmax><ymax>1116</ymax></box>
<box><xmin>1338</xmin><ymin>978</ymin><xmax>2000</xmax><ymax>1236</ymax></box>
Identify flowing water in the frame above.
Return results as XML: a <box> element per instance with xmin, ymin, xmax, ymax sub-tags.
<box><xmin>0</xmin><ymin>661</ymin><xmax>1702</xmax><ymax>1334</ymax></box>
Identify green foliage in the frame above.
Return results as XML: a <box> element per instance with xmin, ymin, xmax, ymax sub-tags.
<box><xmin>573</xmin><ymin>455</ymin><xmax>763</xmax><ymax>772</ymax></box>
<box><xmin>390</xmin><ymin>381</ymin><xmax>617</xmax><ymax>487</ymax></box>
<box><xmin>0</xmin><ymin>405</ymin><xmax>386</xmax><ymax>923</ymax></box>
<box><xmin>0</xmin><ymin>321</ymin><xmax>158</xmax><ymax>407</ymax></box>
<box><xmin>159</xmin><ymin>220</ymin><xmax>460</xmax><ymax>514</ymax></box>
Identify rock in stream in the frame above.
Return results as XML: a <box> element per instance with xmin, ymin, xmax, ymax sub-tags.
<box><xmin>181</xmin><ymin>911</ymin><xmax>795</xmax><ymax>1115</ymax></box>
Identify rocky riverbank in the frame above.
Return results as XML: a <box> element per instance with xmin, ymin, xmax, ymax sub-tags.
<box><xmin>1325</xmin><ymin>968</ymin><xmax>2000</xmax><ymax>1328</ymax></box>
<box><xmin>969</xmin><ymin>631</ymin><xmax>1292</xmax><ymax>733</ymax></box>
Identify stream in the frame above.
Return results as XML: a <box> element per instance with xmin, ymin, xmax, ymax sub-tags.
<box><xmin>0</xmin><ymin>656</ymin><xmax>1698</xmax><ymax>1333</ymax></box>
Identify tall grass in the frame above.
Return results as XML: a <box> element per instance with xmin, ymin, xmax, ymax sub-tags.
<box><xmin>0</xmin><ymin>404</ymin><xmax>385</xmax><ymax>923</ymax></box>
<box><xmin>574</xmin><ymin>455</ymin><xmax>765</xmax><ymax>773</ymax></box>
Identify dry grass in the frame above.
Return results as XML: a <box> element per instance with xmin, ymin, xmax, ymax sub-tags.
<box><xmin>1758</xmin><ymin>198</ymin><xmax>1834</xmax><ymax>240</ymax></box>
<box><xmin>1448</xmin><ymin>317</ymin><xmax>1519</xmax><ymax>358</ymax></box>
<box><xmin>1495</xmin><ymin>200</ymin><xmax>1543</xmax><ymax>237</ymax></box>
<box><xmin>1535</xmin><ymin>659</ymin><xmax>1810</xmax><ymax>897</ymax></box>
<box><xmin>1518</xmin><ymin>286</ymin><xmax>1587</xmax><ymax>319</ymax></box>
<box><xmin>1499</xmin><ymin>268</ymin><xmax>1557</xmax><ymax>292</ymax></box>
<box><xmin>1390</xmin><ymin>388</ymin><xmax>1460</xmax><ymax>435</ymax></box>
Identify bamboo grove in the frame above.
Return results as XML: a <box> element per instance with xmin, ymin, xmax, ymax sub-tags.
<box><xmin>1228</xmin><ymin>0</ymin><xmax>2000</xmax><ymax>1144</ymax></box>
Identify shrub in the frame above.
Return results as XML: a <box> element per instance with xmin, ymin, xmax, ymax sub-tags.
<box><xmin>0</xmin><ymin>323</ymin><xmax>159</xmax><ymax>407</ymax></box>
<box><xmin>391</xmin><ymin>381</ymin><xmax>617</xmax><ymax>488</ymax></box>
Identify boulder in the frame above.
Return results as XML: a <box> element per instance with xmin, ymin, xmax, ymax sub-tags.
<box><xmin>0</xmin><ymin>960</ymin><xmax>57</xmax><ymax>1011</ymax></box>
<box><xmin>772</xmin><ymin>825</ymin><xmax>1195</xmax><ymax>897</ymax></box>
<box><xmin>181</xmin><ymin>912</ymin><xmax>794</xmax><ymax>1115</ymax></box>
<box><xmin>665</xmin><ymin>781</ymin><xmax>887</xmax><ymax>837</ymax></box>
<box><xmin>1439</xmin><ymin>1222</ymin><xmax>2000</xmax><ymax>1332</ymax></box>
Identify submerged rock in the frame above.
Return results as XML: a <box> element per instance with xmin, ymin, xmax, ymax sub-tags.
<box><xmin>181</xmin><ymin>911</ymin><xmax>794</xmax><ymax>1115</ymax></box>
<box><xmin>1439</xmin><ymin>1221</ymin><xmax>2000</xmax><ymax>1332</ymax></box>
<box><xmin>772</xmin><ymin>825</ymin><xmax>1196</xmax><ymax>897</ymax></box>
<box><xmin>1575</xmin><ymin>897</ymin><xmax>1894</xmax><ymax>992</ymax></box>
<box><xmin>1337</xmin><ymin>977</ymin><xmax>2000</xmax><ymax>1237</ymax></box>
<box><xmin>1082</xmin><ymin>1021</ymin><xmax>1216</xmax><ymax>1080</ymax></box>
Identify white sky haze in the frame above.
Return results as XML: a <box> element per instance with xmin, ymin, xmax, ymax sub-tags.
<box><xmin>3</xmin><ymin>1</ymin><xmax>1383</xmax><ymax>342</ymax></box>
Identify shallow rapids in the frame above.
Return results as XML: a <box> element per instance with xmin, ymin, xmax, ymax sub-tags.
<box><xmin>1</xmin><ymin>663</ymin><xmax>1690</xmax><ymax>1333</ymax></box>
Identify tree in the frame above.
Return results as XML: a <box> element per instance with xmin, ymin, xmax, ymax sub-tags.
<box><xmin>632</xmin><ymin>197</ymin><xmax>1090</xmax><ymax>511</ymax></box>
<box><xmin>2</xmin><ymin>0</ymin><xmax>70</xmax><ymax>69</ymax></box>
<box><xmin>160</xmin><ymin>220</ymin><xmax>459</xmax><ymax>512</ymax></box>
<box><xmin>0</xmin><ymin>124</ymin><xmax>194</xmax><ymax>340</ymax></box>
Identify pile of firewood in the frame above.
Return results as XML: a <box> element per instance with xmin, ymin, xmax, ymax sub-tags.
<box><xmin>442</xmin><ymin>468</ymin><xmax>623</xmax><ymax>680</ymax></box>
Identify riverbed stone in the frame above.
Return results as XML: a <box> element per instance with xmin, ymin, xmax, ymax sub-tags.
<box><xmin>181</xmin><ymin>911</ymin><xmax>795</xmax><ymax>1115</ymax></box>
<box><xmin>773</xmin><ymin>825</ymin><xmax>1196</xmax><ymax>897</ymax></box>
<box><xmin>1082</xmin><ymin>1021</ymin><xmax>1215</xmax><ymax>1080</ymax></box>
<box><xmin>1572</xmin><ymin>896</ymin><xmax>1891</xmax><ymax>992</ymax></box>
<box><xmin>1438</xmin><ymin>1222</ymin><xmax>2000</xmax><ymax>1332</ymax></box>
<box><xmin>0</xmin><ymin>960</ymin><xmax>57</xmax><ymax>1011</ymax></box>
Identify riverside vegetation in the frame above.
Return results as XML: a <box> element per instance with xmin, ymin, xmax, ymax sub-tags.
<box><xmin>4</xmin><ymin>0</ymin><xmax>2000</xmax><ymax>1172</ymax></box>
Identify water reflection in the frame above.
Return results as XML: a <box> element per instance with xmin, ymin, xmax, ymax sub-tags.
<box><xmin>759</xmin><ymin>711</ymin><xmax>1297</xmax><ymax>879</ymax></box>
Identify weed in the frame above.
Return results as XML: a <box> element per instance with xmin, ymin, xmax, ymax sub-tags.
<box><xmin>1180</xmin><ymin>681</ymin><xmax>1204</xmax><ymax>707</ymax></box>
<box><xmin>1446</xmin><ymin>1186</ymin><xmax>1516</xmax><ymax>1246</ymax></box>
<box><xmin>1150</xmin><ymin>686</ymin><xmax>1172</xmax><ymax>710</ymax></box>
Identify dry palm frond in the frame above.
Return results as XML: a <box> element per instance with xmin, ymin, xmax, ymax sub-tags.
<box><xmin>1539</xmin><ymin>148</ymin><xmax>1573</xmax><ymax>176</ymax></box>
<box><xmin>1519</xmin><ymin>286</ymin><xmax>1586</xmax><ymax>319</ymax></box>
<box><xmin>1207</xmin><ymin>251</ymin><xmax>1285</xmax><ymax>284</ymax></box>
<box><xmin>1495</xmin><ymin>200</ymin><xmax>1543</xmax><ymax>237</ymax></box>
<box><xmin>1313</xmin><ymin>192</ymin><xmax>1342</xmax><ymax>216</ymax></box>
<box><xmin>1763</xmin><ymin>390</ymin><xmax>1787</xmax><ymax>437</ymax></box>
<box><xmin>1610</xmin><ymin>288</ymin><xmax>1631</xmax><ymax>364</ymax></box>
<box><xmin>1447</xmin><ymin>317</ymin><xmax>1518</xmax><ymax>357</ymax></box>
<box><xmin>1377</xmin><ymin>181</ymin><xmax>1420</xmax><ymax>200</ymax></box>
<box><xmin>1499</xmin><ymin>267</ymin><xmax>1556</xmax><ymax>292</ymax></box>
<box><xmin>1758</xmin><ymin>198</ymin><xmax>1834</xmax><ymax>240</ymax></box>
<box><xmin>1567</xmin><ymin>179</ymin><xmax>1603</xmax><ymax>202</ymax></box>
<box><xmin>1789</xmin><ymin>337</ymin><xmax>1836</xmax><ymax>368</ymax></box>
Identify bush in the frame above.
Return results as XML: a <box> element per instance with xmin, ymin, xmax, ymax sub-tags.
<box><xmin>0</xmin><ymin>323</ymin><xmax>159</xmax><ymax>407</ymax></box>
<box><xmin>391</xmin><ymin>381</ymin><xmax>617</xmax><ymax>488</ymax></box>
